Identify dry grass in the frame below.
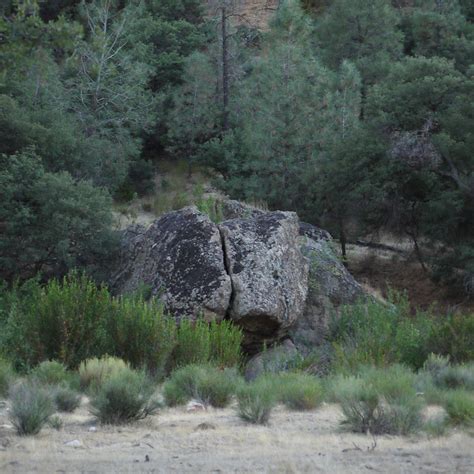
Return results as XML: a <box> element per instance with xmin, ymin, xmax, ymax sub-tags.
<box><xmin>1</xmin><ymin>397</ymin><xmax>473</xmax><ymax>473</ymax></box>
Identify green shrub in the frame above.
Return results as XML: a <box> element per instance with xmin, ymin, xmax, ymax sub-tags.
<box><xmin>2</xmin><ymin>273</ymin><xmax>111</xmax><ymax>369</ymax></box>
<box><xmin>108</xmin><ymin>297</ymin><xmax>176</xmax><ymax>377</ymax></box>
<box><xmin>30</xmin><ymin>361</ymin><xmax>69</xmax><ymax>386</ymax></box>
<box><xmin>427</xmin><ymin>314</ymin><xmax>474</xmax><ymax>363</ymax></box>
<box><xmin>48</xmin><ymin>415</ymin><xmax>64</xmax><ymax>431</ymax></box>
<box><xmin>90</xmin><ymin>368</ymin><xmax>159</xmax><ymax>424</ymax></box>
<box><xmin>423</xmin><ymin>353</ymin><xmax>451</xmax><ymax>376</ymax></box>
<box><xmin>436</xmin><ymin>364</ymin><xmax>474</xmax><ymax>391</ymax></box>
<box><xmin>329</xmin><ymin>294</ymin><xmax>474</xmax><ymax>373</ymax></box>
<box><xmin>423</xmin><ymin>416</ymin><xmax>449</xmax><ymax>437</ymax></box>
<box><xmin>173</xmin><ymin>319</ymin><xmax>211</xmax><ymax>368</ymax></box>
<box><xmin>0</xmin><ymin>358</ymin><xmax>14</xmax><ymax>398</ymax></box>
<box><xmin>52</xmin><ymin>385</ymin><xmax>81</xmax><ymax>412</ymax></box>
<box><xmin>78</xmin><ymin>356</ymin><xmax>130</xmax><ymax>393</ymax></box>
<box><xmin>209</xmin><ymin>320</ymin><xmax>243</xmax><ymax>368</ymax></box>
<box><xmin>172</xmin><ymin>319</ymin><xmax>243</xmax><ymax>370</ymax></box>
<box><xmin>276</xmin><ymin>373</ymin><xmax>324</xmax><ymax>411</ymax></box>
<box><xmin>9</xmin><ymin>382</ymin><xmax>55</xmax><ymax>435</ymax></box>
<box><xmin>444</xmin><ymin>390</ymin><xmax>474</xmax><ymax>426</ymax></box>
<box><xmin>237</xmin><ymin>378</ymin><xmax>276</xmax><ymax>425</ymax></box>
<box><xmin>193</xmin><ymin>368</ymin><xmax>240</xmax><ymax>408</ymax></box>
<box><xmin>1</xmin><ymin>274</ymin><xmax>179</xmax><ymax>373</ymax></box>
<box><xmin>163</xmin><ymin>364</ymin><xmax>240</xmax><ymax>408</ymax></box>
<box><xmin>333</xmin><ymin>366</ymin><xmax>423</xmax><ymax>435</ymax></box>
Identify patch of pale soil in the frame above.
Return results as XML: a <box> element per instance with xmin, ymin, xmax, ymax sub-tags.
<box><xmin>1</xmin><ymin>401</ymin><xmax>473</xmax><ymax>474</ymax></box>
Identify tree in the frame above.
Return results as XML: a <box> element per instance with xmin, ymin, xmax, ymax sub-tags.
<box><xmin>215</xmin><ymin>1</ymin><xmax>336</xmax><ymax>211</ymax></box>
<box><xmin>0</xmin><ymin>151</ymin><xmax>117</xmax><ymax>282</ymax></box>
<box><xmin>401</xmin><ymin>0</ymin><xmax>474</xmax><ymax>72</ymax></box>
<box><xmin>366</xmin><ymin>56</ymin><xmax>474</xmax><ymax>284</ymax></box>
<box><xmin>315</xmin><ymin>0</ymin><xmax>403</xmax><ymax>117</ymax></box>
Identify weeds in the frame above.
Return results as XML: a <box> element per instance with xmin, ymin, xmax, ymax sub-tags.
<box><xmin>333</xmin><ymin>366</ymin><xmax>423</xmax><ymax>435</ymax></box>
<box><xmin>237</xmin><ymin>378</ymin><xmax>275</xmax><ymax>425</ymax></box>
<box><xmin>163</xmin><ymin>364</ymin><xmax>240</xmax><ymax>408</ymax></box>
<box><xmin>444</xmin><ymin>390</ymin><xmax>474</xmax><ymax>426</ymax></box>
<box><xmin>78</xmin><ymin>356</ymin><xmax>130</xmax><ymax>393</ymax></box>
<box><xmin>30</xmin><ymin>361</ymin><xmax>69</xmax><ymax>386</ymax></box>
<box><xmin>9</xmin><ymin>382</ymin><xmax>55</xmax><ymax>436</ymax></box>
<box><xmin>276</xmin><ymin>373</ymin><xmax>324</xmax><ymax>411</ymax></box>
<box><xmin>52</xmin><ymin>385</ymin><xmax>81</xmax><ymax>412</ymax></box>
<box><xmin>90</xmin><ymin>368</ymin><xmax>159</xmax><ymax>424</ymax></box>
<box><xmin>0</xmin><ymin>358</ymin><xmax>14</xmax><ymax>398</ymax></box>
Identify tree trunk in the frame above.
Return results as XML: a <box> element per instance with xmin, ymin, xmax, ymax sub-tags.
<box><xmin>221</xmin><ymin>6</ymin><xmax>229</xmax><ymax>132</ymax></box>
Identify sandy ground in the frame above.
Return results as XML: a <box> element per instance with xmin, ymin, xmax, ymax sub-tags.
<box><xmin>1</xmin><ymin>399</ymin><xmax>473</xmax><ymax>474</ymax></box>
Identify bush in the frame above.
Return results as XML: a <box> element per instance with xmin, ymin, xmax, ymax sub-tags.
<box><xmin>108</xmin><ymin>297</ymin><xmax>176</xmax><ymax>377</ymax></box>
<box><xmin>78</xmin><ymin>356</ymin><xmax>130</xmax><ymax>393</ymax></box>
<box><xmin>444</xmin><ymin>390</ymin><xmax>474</xmax><ymax>426</ymax></box>
<box><xmin>237</xmin><ymin>378</ymin><xmax>276</xmax><ymax>425</ymax></box>
<box><xmin>276</xmin><ymin>373</ymin><xmax>324</xmax><ymax>411</ymax></box>
<box><xmin>52</xmin><ymin>385</ymin><xmax>81</xmax><ymax>412</ymax></box>
<box><xmin>330</xmin><ymin>294</ymin><xmax>435</xmax><ymax>372</ymax></box>
<box><xmin>30</xmin><ymin>361</ymin><xmax>69</xmax><ymax>386</ymax></box>
<box><xmin>208</xmin><ymin>320</ymin><xmax>243</xmax><ymax>368</ymax></box>
<box><xmin>1</xmin><ymin>274</ymin><xmax>178</xmax><ymax>373</ymax></box>
<box><xmin>423</xmin><ymin>416</ymin><xmax>449</xmax><ymax>437</ymax></box>
<box><xmin>173</xmin><ymin>320</ymin><xmax>211</xmax><ymax>368</ymax></box>
<box><xmin>172</xmin><ymin>319</ymin><xmax>243</xmax><ymax>370</ymax></box>
<box><xmin>9</xmin><ymin>382</ymin><xmax>55</xmax><ymax>435</ymax></box>
<box><xmin>90</xmin><ymin>368</ymin><xmax>159</xmax><ymax>424</ymax></box>
<box><xmin>48</xmin><ymin>415</ymin><xmax>64</xmax><ymax>431</ymax></box>
<box><xmin>2</xmin><ymin>273</ymin><xmax>112</xmax><ymax>369</ymax></box>
<box><xmin>0</xmin><ymin>358</ymin><xmax>14</xmax><ymax>398</ymax></box>
<box><xmin>333</xmin><ymin>366</ymin><xmax>423</xmax><ymax>435</ymax></box>
<box><xmin>163</xmin><ymin>364</ymin><xmax>240</xmax><ymax>408</ymax></box>
<box><xmin>435</xmin><ymin>364</ymin><xmax>474</xmax><ymax>391</ymax></box>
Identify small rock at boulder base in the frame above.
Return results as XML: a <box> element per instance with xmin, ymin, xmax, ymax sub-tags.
<box><xmin>220</xmin><ymin>211</ymin><xmax>309</xmax><ymax>352</ymax></box>
<box><xmin>111</xmin><ymin>207</ymin><xmax>232</xmax><ymax>321</ymax></box>
<box><xmin>244</xmin><ymin>339</ymin><xmax>298</xmax><ymax>381</ymax></box>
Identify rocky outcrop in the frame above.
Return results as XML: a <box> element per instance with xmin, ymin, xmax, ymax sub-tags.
<box><xmin>220</xmin><ymin>211</ymin><xmax>309</xmax><ymax>351</ymax></box>
<box><xmin>244</xmin><ymin>339</ymin><xmax>298</xmax><ymax>381</ymax></box>
<box><xmin>111</xmin><ymin>207</ymin><xmax>232</xmax><ymax>321</ymax></box>
<box><xmin>289</xmin><ymin>229</ymin><xmax>365</xmax><ymax>352</ymax></box>
<box><xmin>112</xmin><ymin>201</ymin><xmax>365</xmax><ymax>355</ymax></box>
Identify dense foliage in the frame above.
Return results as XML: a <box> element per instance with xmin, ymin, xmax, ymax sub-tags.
<box><xmin>0</xmin><ymin>273</ymin><xmax>242</xmax><ymax>374</ymax></box>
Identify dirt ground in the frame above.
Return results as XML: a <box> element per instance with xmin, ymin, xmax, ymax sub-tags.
<box><xmin>1</xmin><ymin>399</ymin><xmax>473</xmax><ymax>474</ymax></box>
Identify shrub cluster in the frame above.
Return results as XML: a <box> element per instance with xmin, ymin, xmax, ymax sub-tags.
<box><xmin>237</xmin><ymin>378</ymin><xmax>276</xmax><ymax>425</ymax></box>
<box><xmin>89</xmin><ymin>367</ymin><xmax>160</xmax><ymax>424</ymax></box>
<box><xmin>275</xmin><ymin>373</ymin><xmax>324</xmax><ymax>411</ymax></box>
<box><xmin>172</xmin><ymin>319</ymin><xmax>243</xmax><ymax>369</ymax></box>
<box><xmin>9</xmin><ymin>382</ymin><xmax>55</xmax><ymax>436</ymax></box>
<box><xmin>0</xmin><ymin>358</ymin><xmax>14</xmax><ymax>398</ymax></box>
<box><xmin>0</xmin><ymin>273</ymin><xmax>242</xmax><ymax>374</ymax></box>
<box><xmin>330</xmin><ymin>294</ymin><xmax>474</xmax><ymax>371</ymax></box>
<box><xmin>332</xmin><ymin>365</ymin><xmax>423</xmax><ymax>435</ymax></box>
<box><xmin>163</xmin><ymin>364</ymin><xmax>240</xmax><ymax>408</ymax></box>
<box><xmin>79</xmin><ymin>356</ymin><xmax>131</xmax><ymax>393</ymax></box>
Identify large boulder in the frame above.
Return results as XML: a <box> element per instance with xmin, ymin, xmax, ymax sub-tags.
<box><xmin>111</xmin><ymin>201</ymin><xmax>365</xmax><ymax>356</ymax></box>
<box><xmin>111</xmin><ymin>207</ymin><xmax>232</xmax><ymax>321</ymax></box>
<box><xmin>219</xmin><ymin>211</ymin><xmax>309</xmax><ymax>351</ymax></box>
<box><xmin>289</xmin><ymin>225</ymin><xmax>365</xmax><ymax>352</ymax></box>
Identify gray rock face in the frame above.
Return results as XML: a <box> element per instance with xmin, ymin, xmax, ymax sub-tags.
<box><xmin>220</xmin><ymin>211</ymin><xmax>309</xmax><ymax>351</ymax></box>
<box><xmin>244</xmin><ymin>339</ymin><xmax>298</xmax><ymax>381</ymax></box>
<box><xmin>112</xmin><ymin>207</ymin><xmax>232</xmax><ymax>321</ymax></box>
<box><xmin>289</xmin><ymin>227</ymin><xmax>365</xmax><ymax>352</ymax></box>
